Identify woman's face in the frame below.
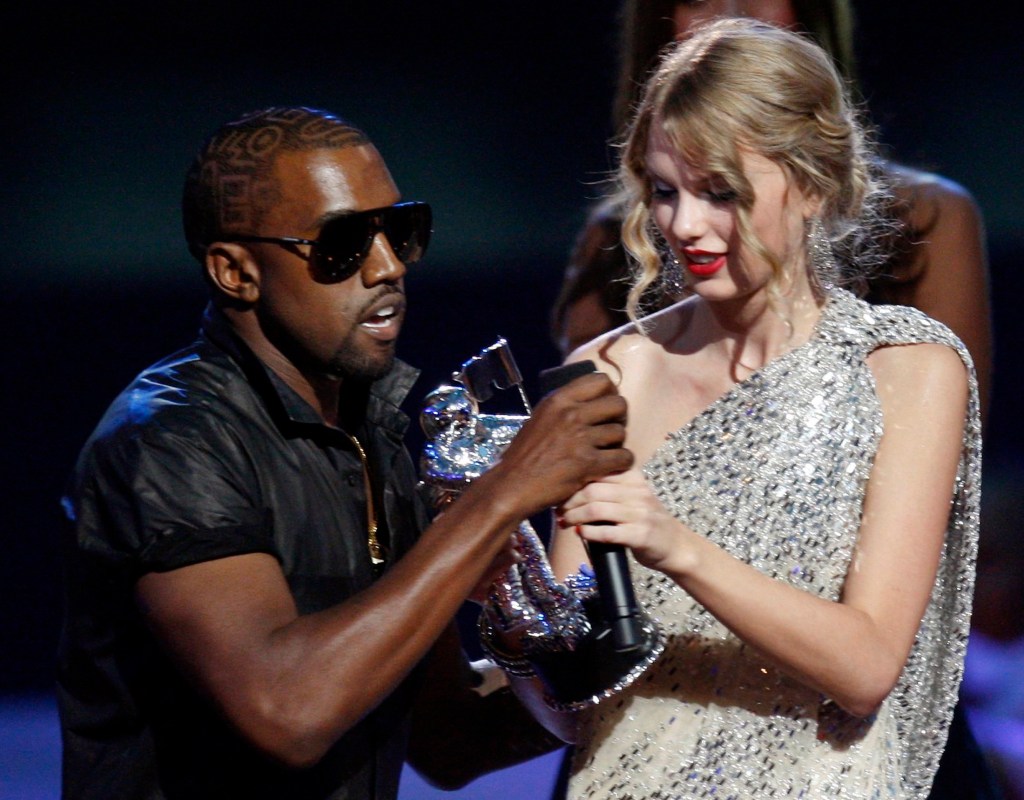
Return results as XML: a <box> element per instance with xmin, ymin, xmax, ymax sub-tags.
<box><xmin>645</xmin><ymin>126</ymin><xmax>813</xmax><ymax>304</ymax></box>
<box><xmin>672</xmin><ymin>0</ymin><xmax>797</xmax><ymax>39</ymax></box>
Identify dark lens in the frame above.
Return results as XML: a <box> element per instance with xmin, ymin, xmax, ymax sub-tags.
<box><xmin>314</xmin><ymin>214</ymin><xmax>375</xmax><ymax>280</ymax></box>
<box><xmin>312</xmin><ymin>203</ymin><xmax>431</xmax><ymax>281</ymax></box>
<box><xmin>384</xmin><ymin>202</ymin><xmax>432</xmax><ymax>264</ymax></box>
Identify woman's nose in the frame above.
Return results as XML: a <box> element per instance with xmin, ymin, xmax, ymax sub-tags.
<box><xmin>668</xmin><ymin>193</ymin><xmax>708</xmax><ymax>244</ymax></box>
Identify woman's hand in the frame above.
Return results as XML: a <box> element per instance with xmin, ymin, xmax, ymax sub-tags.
<box><xmin>558</xmin><ymin>469</ymin><xmax>697</xmax><ymax>576</ymax></box>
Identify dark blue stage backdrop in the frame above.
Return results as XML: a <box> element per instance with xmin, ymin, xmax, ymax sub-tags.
<box><xmin>1</xmin><ymin>2</ymin><xmax>1020</xmax><ymax>797</ymax></box>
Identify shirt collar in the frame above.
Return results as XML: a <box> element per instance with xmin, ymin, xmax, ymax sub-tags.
<box><xmin>199</xmin><ymin>303</ymin><xmax>419</xmax><ymax>437</ymax></box>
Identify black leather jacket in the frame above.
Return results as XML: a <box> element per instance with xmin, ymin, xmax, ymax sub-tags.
<box><xmin>58</xmin><ymin>305</ymin><xmax>429</xmax><ymax>799</ymax></box>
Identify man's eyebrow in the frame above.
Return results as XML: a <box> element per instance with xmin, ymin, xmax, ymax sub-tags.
<box><xmin>311</xmin><ymin>209</ymin><xmax>357</xmax><ymax>228</ymax></box>
<box><xmin>310</xmin><ymin>203</ymin><xmax>400</xmax><ymax>229</ymax></box>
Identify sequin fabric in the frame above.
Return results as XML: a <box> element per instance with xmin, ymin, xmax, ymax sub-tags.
<box><xmin>569</xmin><ymin>288</ymin><xmax>981</xmax><ymax>799</ymax></box>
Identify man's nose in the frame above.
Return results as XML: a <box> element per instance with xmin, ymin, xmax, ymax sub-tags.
<box><xmin>361</xmin><ymin>233</ymin><xmax>407</xmax><ymax>285</ymax></box>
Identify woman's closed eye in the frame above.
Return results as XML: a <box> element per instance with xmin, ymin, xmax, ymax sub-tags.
<box><xmin>652</xmin><ymin>181</ymin><xmax>677</xmax><ymax>199</ymax></box>
<box><xmin>704</xmin><ymin>183</ymin><xmax>739</xmax><ymax>204</ymax></box>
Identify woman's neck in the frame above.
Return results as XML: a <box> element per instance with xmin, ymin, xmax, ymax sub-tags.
<box><xmin>687</xmin><ymin>285</ymin><xmax>824</xmax><ymax>376</ymax></box>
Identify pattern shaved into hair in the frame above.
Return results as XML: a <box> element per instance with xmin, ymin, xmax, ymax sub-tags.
<box><xmin>182</xmin><ymin>106</ymin><xmax>369</xmax><ymax>263</ymax></box>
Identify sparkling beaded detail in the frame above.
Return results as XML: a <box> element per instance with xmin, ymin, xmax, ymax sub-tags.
<box><xmin>570</xmin><ymin>288</ymin><xmax>980</xmax><ymax>799</ymax></box>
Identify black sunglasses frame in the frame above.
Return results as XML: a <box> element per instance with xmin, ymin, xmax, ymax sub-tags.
<box><xmin>217</xmin><ymin>201</ymin><xmax>432</xmax><ymax>281</ymax></box>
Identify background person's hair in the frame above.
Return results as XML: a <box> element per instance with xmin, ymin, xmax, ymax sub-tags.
<box><xmin>611</xmin><ymin>0</ymin><xmax>857</xmax><ymax>135</ymax></box>
<box><xmin>549</xmin><ymin>198</ymin><xmax>633</xmax><ymax>349</ymax></box>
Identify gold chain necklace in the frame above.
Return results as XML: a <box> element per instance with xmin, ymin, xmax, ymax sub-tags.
<box><xmin>340</xmin><ymin>432</ymin><xmax>385</xmax><ymax>568</ymax></box>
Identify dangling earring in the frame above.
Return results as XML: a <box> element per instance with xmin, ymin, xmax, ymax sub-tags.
<box><xmin>661</xmin><ymin>250</ymin><xmax>685</xmax><ymax>296</ymax></box>
<box><xmin>650</xmin><ymin>222</ymin><xmax>684</xmax><ymax>296</ymax></box>
<box><xmin>806</xmin><ymin>216</ymin><xmax>838</xmax><ymax>291</ymax></box>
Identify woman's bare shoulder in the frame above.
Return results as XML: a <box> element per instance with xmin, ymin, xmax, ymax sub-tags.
<box><xmin>867</xmin><ymin>340</ymin><xmax>969</xmax><ymax>400</ymax></box>
<box><xmin>567</xmin><ymin>298</ymin><xmax>697</xmax><ymax>383</ymax></box>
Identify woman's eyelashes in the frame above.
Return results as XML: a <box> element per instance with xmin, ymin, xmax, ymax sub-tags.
<box><xmin>651</xmin><ymin>181</ymin><xmax>677</xmax><ymax>199</ymax></box>
<box><xmin>650</xmin><ymin>179</ymin><xmax>738</xmax><ymax>204</ymax></box>
<box><xmin>706</xmin><ymin>185</ymin><xmax>739</xmax><ymax>204</ymax></box>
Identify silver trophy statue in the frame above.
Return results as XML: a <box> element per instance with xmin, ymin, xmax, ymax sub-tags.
<box><xmin>420</xmin><ymin>339</ymin><xmax>664</xmax><ymax>711</ymax></box>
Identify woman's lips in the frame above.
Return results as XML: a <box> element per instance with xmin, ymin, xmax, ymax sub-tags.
<box><xmin>684</xmin><ymin>251</ymin><xmax>726</xmax><ymax>277</ymax></box>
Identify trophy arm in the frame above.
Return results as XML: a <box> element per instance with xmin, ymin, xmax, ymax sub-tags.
<box><xmin>483</xmin><ymin>521</ymin><xmax>590</xmax><ymax>650</ymax></box>
<box><xmin>419</xmin><ymin>346</ymin><xmax>665</xmax><ymax>711</ymax></box>
<box><xmin>476</xmin><ymin>519</ymin><xmax>665</xmax><ymax>711</ymax></box>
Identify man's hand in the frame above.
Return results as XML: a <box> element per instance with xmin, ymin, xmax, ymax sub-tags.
<box><xmin>489</xmin><ymin>372</ymin><xmax>632</xmax><ymax>519</ymax></box>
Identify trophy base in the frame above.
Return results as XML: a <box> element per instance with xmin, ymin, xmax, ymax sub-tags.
<box><xmin>531</xmin><ymin>599</ymin><xmax>665</xmax><ymax>712</ymax></box>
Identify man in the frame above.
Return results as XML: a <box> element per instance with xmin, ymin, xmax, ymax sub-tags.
<box><xmin>57</xmin><ymin>106</ymin><xmax>631</xmax><ymax>799</ymax></box>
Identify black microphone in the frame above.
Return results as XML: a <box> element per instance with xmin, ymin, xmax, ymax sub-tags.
<box><xmin>538</xmin><ymin>361</ymin><xmax>645</xmax><ymax>653</ymax></box>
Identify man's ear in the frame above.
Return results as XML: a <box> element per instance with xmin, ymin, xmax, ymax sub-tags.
<box><xmin>204</xmin><ymin>243</ymin><xmax>261</xmax><ymax>304</ymax></box>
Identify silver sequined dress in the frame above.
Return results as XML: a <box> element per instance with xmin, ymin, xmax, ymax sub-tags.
<box><xmin>569</xmin><ymin>288</ymin><xmax>981</xmax><ymax>800</ymax></box>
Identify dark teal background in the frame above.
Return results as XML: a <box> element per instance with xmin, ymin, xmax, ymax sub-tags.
<box><xmin>2</xmin><ymin>1</ymin><xmax>1021</xmax><ymax>693</ymax></box>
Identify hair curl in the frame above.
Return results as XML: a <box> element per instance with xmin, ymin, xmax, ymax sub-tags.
<box><xmin>617</xmin><ymin>18</ymin><xmax>897</xmax><ymax>322</ymax></box>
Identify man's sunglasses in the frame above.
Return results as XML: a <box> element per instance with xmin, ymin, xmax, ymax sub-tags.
<box><xmin>219</xmin><ymin>201</ymin><xmax>432</xmax><ymax>282</ymax></box>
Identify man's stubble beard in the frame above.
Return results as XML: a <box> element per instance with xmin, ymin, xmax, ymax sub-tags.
<box><xmin>326</xmin><ymin>334</ymin><xmax>397</xmax><ymax>383</ymax></box>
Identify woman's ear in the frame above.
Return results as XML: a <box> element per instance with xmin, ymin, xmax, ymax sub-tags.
<box><xmin>803</xmin><ymin>191</ymin><xmax>825</xmax><ymax>220</ymax></box>
<box><xmin>204</xmin><ymin>243</ymin><xmax>261</xmax><ymax>304</ymax></box>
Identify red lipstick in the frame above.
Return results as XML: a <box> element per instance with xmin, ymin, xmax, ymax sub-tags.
<box><xmin>683</xmin><ymin>249</ymin><xmax>726</xmax><ymax>277</ymax></box>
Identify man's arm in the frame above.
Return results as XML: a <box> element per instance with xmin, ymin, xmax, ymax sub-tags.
<box><xmin>135</xmin><ymin>372</ymin><xmax>631</xmax><ymax>768</ymax></box>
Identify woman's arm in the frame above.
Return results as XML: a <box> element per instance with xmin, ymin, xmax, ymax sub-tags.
<box><xmin>558</xmin><ymin>341</ymin><xmax>969</xmax><ymax>717</ymax></box>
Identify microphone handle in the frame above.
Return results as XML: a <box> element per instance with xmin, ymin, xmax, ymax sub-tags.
<box><xmin>537</xmin><ymin>361</ymin><xmax>645</xmax><ymax>653</ymax></box>
<box><xmin>587</xmin><ymin>541</ymin><xmax>645</xmax><ymax>652</ymax></box>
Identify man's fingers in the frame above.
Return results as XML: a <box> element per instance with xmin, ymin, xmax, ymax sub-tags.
<box><xmin>539</xmin><ymin>374</ymin><xmax>627</xmax><ymax>423</ymax></box>
<box><xmin>587</xmin><ymin>446</ymin><xmax>635</xmax><ymax>479</ymax></box>
<box><xmin>576</xmin><ymin>394</ymin><xmax>629</xmax><ymax>426</ymax></box>
<box><xmin>589</xmin><ymin>422</ymin><xmax>628</xmax><ymax>450</ymax></box>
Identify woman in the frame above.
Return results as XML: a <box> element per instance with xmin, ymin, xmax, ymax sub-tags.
<box><xmin>520</xmin><ymin>19</ymin><xmax>979</xmax><ymax>798</ymax></box>
<box><xmin>551</xmin><ymin>0</ymin><xmax>991</xmax><ymax>422</ymax></box>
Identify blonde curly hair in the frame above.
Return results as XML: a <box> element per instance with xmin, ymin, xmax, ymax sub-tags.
<box><xmin>617</xmin><ymin>18</ymin><xmax>896</xmax><ymax>322</ymax></box>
